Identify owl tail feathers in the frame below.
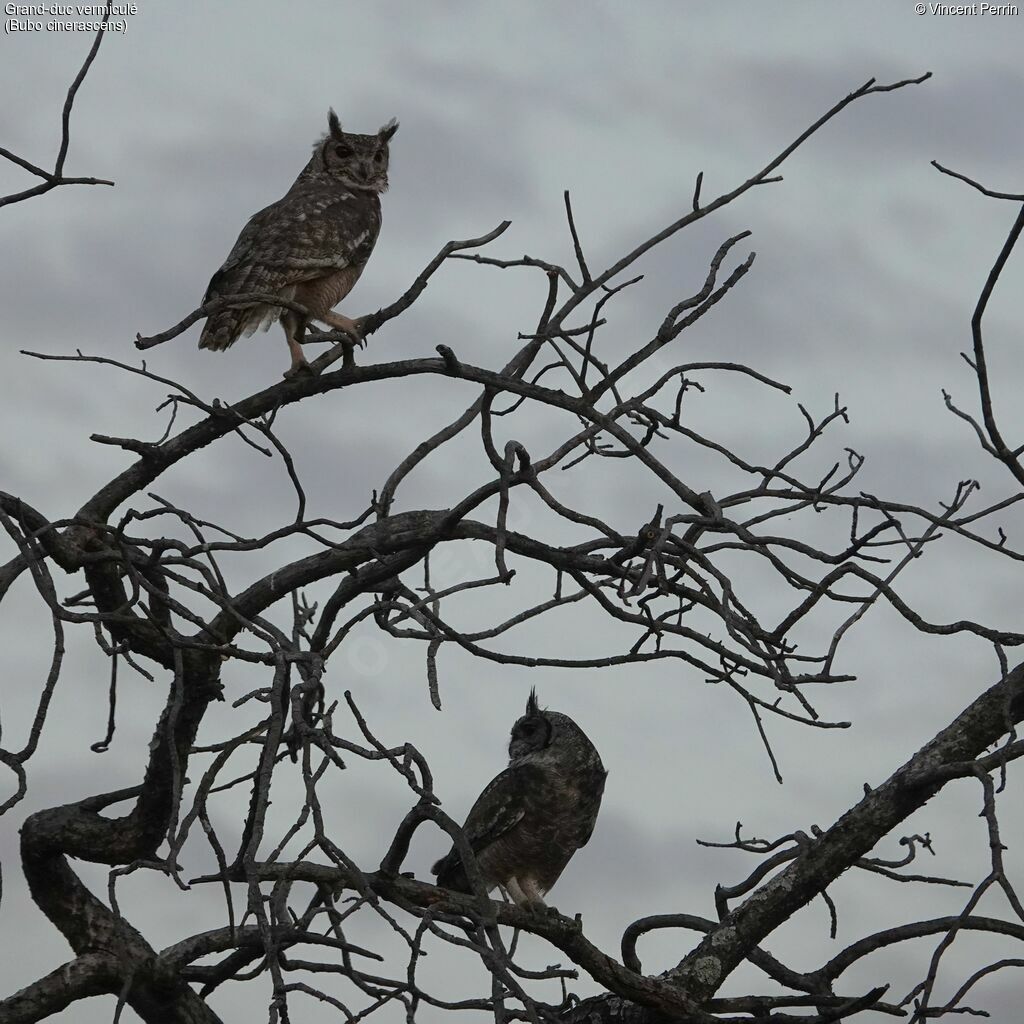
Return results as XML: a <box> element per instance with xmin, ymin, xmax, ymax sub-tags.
<box><xmin>200</xmin><ymin>301</ymin><xmax>282</xmax><ymax>350</ymax></box>
<box><xmin>198</xmin><ymin>312</ymin><xmax>244</xmax><ymax>352</ymax></box>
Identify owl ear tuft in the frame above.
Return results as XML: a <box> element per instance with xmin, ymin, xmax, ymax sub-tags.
<box><xmin>378</xmin><ymin>118</ymin><xmax>399</xmax><ymax>143</ymax></box>
<box><xmin>526</xmin><ymin>687</ymin><xmax>540</xmax><ymax>716</ymax></box>
<box><xmin>327</xmin><ymin>109</ymin><xmax>344</xmax><ymax>140</ymax></box>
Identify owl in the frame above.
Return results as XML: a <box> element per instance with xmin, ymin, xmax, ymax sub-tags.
<box><xmin>198</xmin><ymin>110</ymin><xmax>398</xmax><ymax>377</ymax></box>
<box><xmin>432</xmin><ymin>689</ymin><xmax>606</xmax><ymax>910</ymax></box>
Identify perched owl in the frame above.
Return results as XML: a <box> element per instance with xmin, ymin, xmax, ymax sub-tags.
<box><xmin>432</xmin><ymin>690</ymin><xmax>606</xmax><ymax>910</ymax></box>
<box><xmin>198</xmin><ymin>110</ymin><xmax>398</xmax><ymax>376</ymax></box>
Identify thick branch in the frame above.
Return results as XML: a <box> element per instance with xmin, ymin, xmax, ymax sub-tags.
<box><xmin>668</xmin><ymin>662</ymin><xmax>1024</xmax><ymax>1001</ymax></box>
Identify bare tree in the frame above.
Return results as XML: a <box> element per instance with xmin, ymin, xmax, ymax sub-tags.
<box><xmin>3</xmin><ymin>22</ymin><xmax>1023</xmax><ymax>1023</ymax></box>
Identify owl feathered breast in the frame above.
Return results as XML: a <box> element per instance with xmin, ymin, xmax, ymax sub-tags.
<box><xmin>199</xmin><ymin>111</ymin><xmax>396</xmax><ymax>352</ymax></box>
<box><xmin>432</xmin><ymin>691</ymin><xmax>606</xmax><ymax>905</ymax></box>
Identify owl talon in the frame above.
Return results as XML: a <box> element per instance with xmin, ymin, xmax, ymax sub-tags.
<box><xmin>352</xmin><ymin>318</ymin><xmax>368</xmax><ymax>347</ymax></box>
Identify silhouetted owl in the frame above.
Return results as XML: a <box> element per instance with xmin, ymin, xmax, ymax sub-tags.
<box><xmin>198</xmin><ymin>110</ymin><xmax>398</xmax><ymax>377</ymax></box>
<box><xmin>432</xmin><ymin>690</ymin><xmax>606</xmax><ymax>910</ymax></box>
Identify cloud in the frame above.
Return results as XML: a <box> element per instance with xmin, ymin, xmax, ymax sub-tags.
<box><xmin>2</xmin><ymin>5</ymin><xmax>1024</xmax><ymax>1022</ymax></box>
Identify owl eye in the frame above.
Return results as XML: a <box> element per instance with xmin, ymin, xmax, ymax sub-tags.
<box><xmin>333</xmin><ymin>143</ymin><xmax>354</xmax><ymax>159</ymax></box>
<box><xmin>373</xmin><ymin>150</ymin><xmax>386</xmax><ymax>163</ymax></box>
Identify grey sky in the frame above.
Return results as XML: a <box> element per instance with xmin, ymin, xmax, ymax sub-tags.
<box><xmin>2</xmin><ymin>2</ymin><xmax>1024</xmax><ymax>1021</ymax></box>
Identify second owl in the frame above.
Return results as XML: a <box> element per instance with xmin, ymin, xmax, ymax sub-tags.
<box><xmin>432</xmin><ymin>690</ymin><xmax>606</xmax><ymax>911</ymax></box>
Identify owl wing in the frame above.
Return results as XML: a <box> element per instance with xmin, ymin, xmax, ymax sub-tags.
<box><xmin>200</xmin><ymin>189</ymin><xmax>381</xmax><ymax>349</ymax></box>
<box><xmin>431</xmin><ymin>763</ymin><xmax>546</xmax><ymax>891</ymax></box>
<box><xmin>202</xmin><ymin>201</ymin><xmax>278</xmax><ymax>302</ymax></box>
<box><xmin>569</xmin><ymin>765</ymin><xmax>607</xmax><ymax>849</ymax></box>
<box><xmin>204</xmin><ymin>191</ymin><xmax>379</xmax><ymax>300</ymax></box>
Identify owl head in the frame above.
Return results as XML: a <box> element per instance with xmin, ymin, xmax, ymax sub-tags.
<box><xmin>314</xmin><ymin>109</ymin><xmax>398</xmax><ymax>192</ymax></box>
<box><xmin>508</xmin><ymin>689</ymin><xmax>604</xmax><ymax>775</ymax></box>
<box><xmin>508</xmin><ymin>688</ymin><xmax>553</xmax><ymax>761</ymax></box>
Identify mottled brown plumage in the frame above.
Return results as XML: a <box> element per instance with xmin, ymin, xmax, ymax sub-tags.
<box><xmin>199</xmin><ymin>109</ymin><xmax>398</xmax><ymax>376</ymax></box>
<box><xmin>432</xmin><ymin>690</ymin><xmax>606</xmax><ymax>910</ymax></box>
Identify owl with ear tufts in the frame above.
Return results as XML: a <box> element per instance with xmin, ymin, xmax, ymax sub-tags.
<box><xmin>198</xmin><ymin>109</ymin><xmax>398</xmax><ymax>377</ymax></box>
<box><xmin>432</xmin><ymin>689</ymin><xmax>606</xmax><ymax>911</ymax></box>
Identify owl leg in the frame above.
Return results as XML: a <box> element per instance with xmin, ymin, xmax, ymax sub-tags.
<box><xmin>503</xmin><ymin>878</ymin><xmax>529</xmax><ymax>906</ymax></box>
<box><xmin>506</xmin><ymin>877</ymin><xmax>548</xmax><ymax>912</ymax></box>
<box><xmin>281</xmin><ymin>312</ymin><xmax>314</xmax><ymax>378</ymax></box>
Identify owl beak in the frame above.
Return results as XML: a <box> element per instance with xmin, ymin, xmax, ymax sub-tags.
<box><xmin>509</xmin><ymin>739</ymin><xmax>527</xmax><ymax>760</ymax></box>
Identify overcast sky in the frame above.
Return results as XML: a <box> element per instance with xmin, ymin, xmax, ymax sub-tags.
<box><xmin>2</xmin><ymin>3</ymin><xmax>1024</xmax><ymax>1022</ymax></box>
